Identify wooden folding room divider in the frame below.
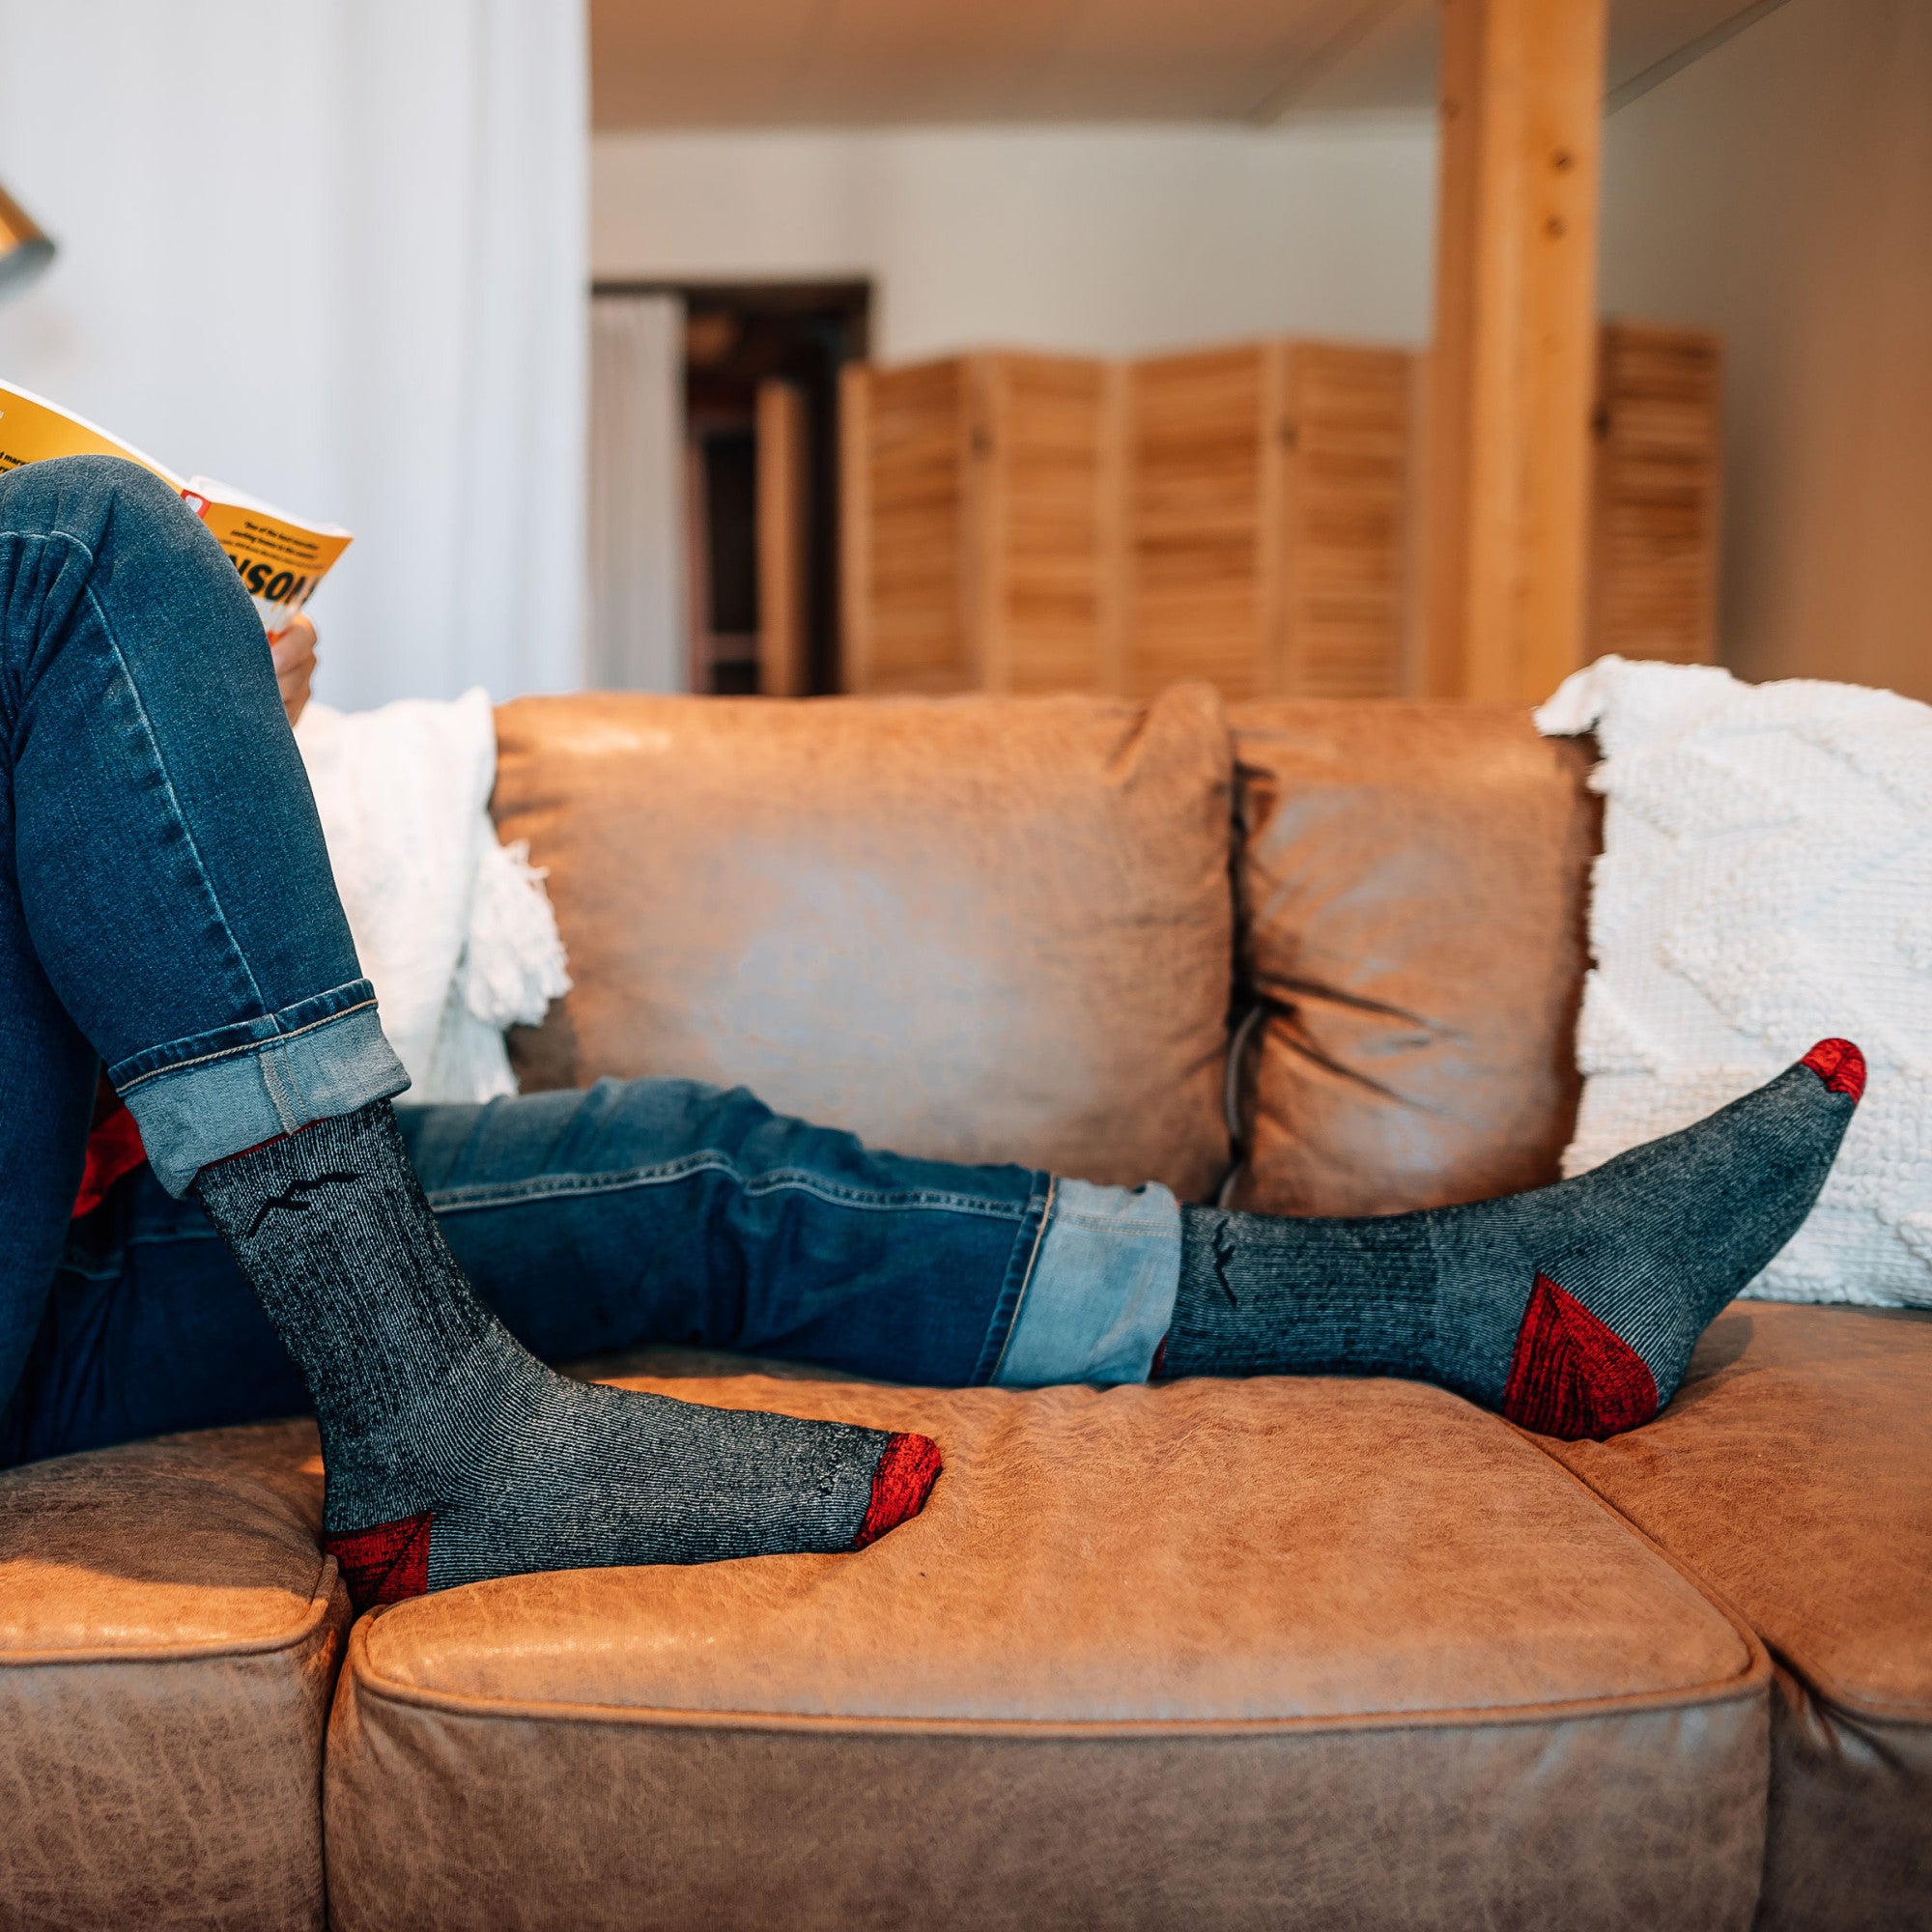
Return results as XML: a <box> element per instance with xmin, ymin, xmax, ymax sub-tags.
<box><xmin>838</xmin><ymin>353</ymin><xmax>1122</xmax><ymax>696</ymax></box>
<box><xmin>1123</xmin><ymin>341</ymin><xmax>1417</xmax><ymax>701</ymax></box>
<box><xmin>839</xmin><ymin>341</ymin><xmax>1419</xmax><ymax>701</ymax></box>
<box><xmin>838</xmin><ymin>322</ymin><xmax>1719</xmax><ymax>702</ymax></box>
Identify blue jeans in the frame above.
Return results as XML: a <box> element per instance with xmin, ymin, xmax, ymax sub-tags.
<box><xmin>0</xmin><ymin>457</ymin><xmax>1179</xmax><ymax>1467</ymax></box>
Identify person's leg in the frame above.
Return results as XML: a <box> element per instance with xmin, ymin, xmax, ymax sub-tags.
<box><xmin>404</xmin><ymin>1078</ymin><xmax>1178</xmax><ymax>1390</ymax></box>
<box><xmin>0</xmin><ymin>1181</ymin><xmax>308</xmax><ymax>1466</ymax></box>
<box><xmin>0</xmin><ymin>455</ymin><xmax>399</xmax><ymax>1413</ymax></box>
<box><xmin>1</xmin><ymin>1072</ymin><xmax>1176</xmax><ymax>1463</ymax></box>
<box><xmin>1161</xmin><ymin>1039</ymin><xmax>1864</xmax><ymax>1439</ymax></box>
<box><xmin>0</xmin><ymin>455</ymin><xmax>938</xmax><ymax>1607</ymax></box>
<box><xmin>399</xmin><ymin>1078</ymin><xmax>1059</xmax><ymax>1385</ymax></box>
<box><xmin>0</xmin><ymin>726</ymin><xmax>96</xmax><ymax>1415</ymax></box>
<box><xmin>2</xmin><ymin>1042</ymin><xmax>1859</xmax><ymax>1466</ymax></box>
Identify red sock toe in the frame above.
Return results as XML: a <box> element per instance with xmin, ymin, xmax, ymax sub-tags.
<box><xmin>1801</xmin><ymin>1038</ymin><xmax>1865</xmax><ymax>1102</ymax></box>
<box><xmin>327</xmin><ymin>1511</ymin><xmax>433</xmax><ymax>1612</ymax></box>
<box><xmin>852</xmin><ymin>1433</ymin><xmax>942</xmax><ymax>1548</ymax></box>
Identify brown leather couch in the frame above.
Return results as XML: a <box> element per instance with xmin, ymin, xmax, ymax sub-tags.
<box><xmin>3</xmin><ymin>688</ymin><xmax>1925</xmax><ymax>1932</ymax></box>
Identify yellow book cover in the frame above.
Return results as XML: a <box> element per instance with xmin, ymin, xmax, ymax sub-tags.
<box><xmin>0</xmin><ymin>379</ymin><xmax>352</xmax><ymax>637</ymax></box>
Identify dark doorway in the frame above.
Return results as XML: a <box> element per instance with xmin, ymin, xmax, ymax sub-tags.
<box><xmin>595</xmin><ymin>278</ymin><xmax>870</xmax><ymax>696</ymax></box>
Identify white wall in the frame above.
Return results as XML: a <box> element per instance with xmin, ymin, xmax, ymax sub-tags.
<box><xmin>0</xmin><ymin>1</ymin><xmax>586</xmax><ymax>712</ymax></box>
<box><xmin>593</xmin><ymin>123</ymin><xmax>1438</xmax><ymax>360</ymax></box>
<box><xmin>1600</xmin><ymin>0</ymin><xmax>1932</xmax><ymax>703</ymax></box>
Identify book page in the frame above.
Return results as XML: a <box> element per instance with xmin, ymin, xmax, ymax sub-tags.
<box><xmin>183</xmin><ymin>477</ymin><xmax>354</xmax><ymax>639</ymax></box>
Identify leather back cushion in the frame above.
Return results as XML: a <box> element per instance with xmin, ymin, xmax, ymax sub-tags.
<box><xmin>1227</xmin><ymin>700</ymin><xmax>1599</xmax><ymax>1216</ymax></box>
<box><xmin>493</xmin><ymin>686</ymin><xmax>1234</xmax><ymax>1198</ymax></box>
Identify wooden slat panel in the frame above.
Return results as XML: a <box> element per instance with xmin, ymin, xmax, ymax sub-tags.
<box><xmin>853</xmin><ymin>357</ymin><xmax>972</xmax><ymax>692</ymax></box>
<box><xmin>1123</xmin><ymin>344</ymin><xmax>1272</xmax><ymax>700</ymax></box>
<box><xmin>1281</xmin><ymin>342</ymin><xmax>1414</xmax><ymax>698</ymax></box>
<box><xmin>845</xmin><ymin>336</ymin><xmax>1429</xmax><ymax>706</ymax></box>
<box><xmin>993</xmin><ymin>354</ymin><xmax>1116</xmax><ymax>695</ymax></box>
<box><xmin>1588</xmin><ymin>321</ymin><xmax>1721</xmax><ymax>666</ymax></box>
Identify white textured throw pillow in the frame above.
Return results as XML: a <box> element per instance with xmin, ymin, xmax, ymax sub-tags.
<box><xmin>296</xmin><ymin>690</ymin><xmax>571</xmax><ymax>1106</ymax></box>
<box><xmin>1537</xmin><ymin>657</ymin><xmax>1932</xmax><ymax>1309</ymax></box>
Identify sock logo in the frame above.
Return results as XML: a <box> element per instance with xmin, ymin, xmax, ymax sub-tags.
<box><xmin>245</xmin><ymin>1172</ymin><xmax>360</xmax><ymax>1237</ymax></box>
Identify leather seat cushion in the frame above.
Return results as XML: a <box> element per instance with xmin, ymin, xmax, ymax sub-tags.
<box><xmin>492</xmin><ymin>685</ymin><xmax>1235</xmax><ymax>1199</ymax></box>
<box><xmin>1227</xmin><ymin>700</ymin><xmax>1599</xmax><ymax>1216</ymax></box>
<box><xmin>1548</xmin><ymin>1301</ymin><xmax>1932</xmax><ymax>1932</ymax></box>
<box><xmin>0</xmin><ymin>1420</ymin><xmax>343</xmax><ymax>1932</ymax></box>
<box><xmin>326</xmin><ymin>1371</ymin><xmax>1768</xmax><ymax>1931</ymax></box>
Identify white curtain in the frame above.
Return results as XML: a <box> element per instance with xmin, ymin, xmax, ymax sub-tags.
<box><xmin>587</xmin><ymin>292</ymin><xmax>687</xmax><ymax>692</ymax></box>
<box><xmin>0</xmin><ymin>1</ymin><xmax>587</xmax><ymax>711</ymax></box>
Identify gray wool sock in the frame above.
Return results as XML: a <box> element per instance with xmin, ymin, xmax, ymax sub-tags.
<box><xmin>1162</xmin><ymin>1040</ymin><xmax>1864</xmax><ymax>1438</ymax></box>
<box><xmin>191</xmin><ymin>1100</ymin><xmax>940</xmax><ymax>1609</ymax></box>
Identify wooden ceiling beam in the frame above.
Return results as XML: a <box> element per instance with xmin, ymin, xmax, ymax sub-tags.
<box><xmin>1421</xmin><ymin>0</ymin><xmax>1608</xmax><ymax>702</ymax></box>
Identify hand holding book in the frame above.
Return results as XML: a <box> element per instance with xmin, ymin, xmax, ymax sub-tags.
<box><xmin>272</xmin><ymin>614</ymin><xmax>319</xmax><ymax>726</ymax></box>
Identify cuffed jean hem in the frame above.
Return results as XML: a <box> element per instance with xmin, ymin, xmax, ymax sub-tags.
<box><xmin>991</xmin><ymin>1178</ymin><xmax>1181</xmax><ymax>1386</ymax></box>
<box><xmin>116</xmin><ymin>996</ymin><xmax>411</xmax><ymax>1196</ymax></box>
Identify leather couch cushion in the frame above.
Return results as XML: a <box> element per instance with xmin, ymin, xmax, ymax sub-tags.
<box><xmin>0</xmin><ymin>1420</ymin><xmax>344</xmax><ymax>1931</ymax></box>
<box><xmin>1548</xmin><ymin>1301</ymin><xmax>1932</xmax><ymax>1932</ymax></box>
<box><xmin>1227</xmin><ymin>700</ymin><xmax>1599</xmax><ymax>1216</ymax></box>
<box><xmin>493</xmin><ymin>687</ymin><xmax>1234</xmax><ymax>1199</ymax></box>
<box><xmin>326</xmin><ymin>1371</ymin><xmax>1768</xmax><ymax>1931</ymax></box>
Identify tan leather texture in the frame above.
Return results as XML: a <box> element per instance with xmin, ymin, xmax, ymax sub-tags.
<box><xmin>1226</xmin><ymin>701</ymin><xmax>1600</xmax><ymax>1216</ymax></box>
<box><xmin>492</xmin><ymin>687</ymin><xmax>1235</xmax><ymax>1198</ymax></box>
<box><xmin>0</xmin><ymin>1420</ymin><xmax>344</xmax><ymax>1932</ymax></box>
<box><xmin>1548</xmin><ymin>1301</ymin><xmax>1932</xmax><ymax>1931</ymax></box>
<box><xmin>1756</xmin><ymin>1666</ymin><xmax>1931</xmax><ymax>1932</ymax></box>
<box><xmin>325</xmin><ymin>1370</ymin><xmax>1768</xmax><ymax>1930</ymax></box>
<box><xmin>326</xmin><ymin>1680</ymin><xmax>1766</xmax><ymax>1932</ymax></box>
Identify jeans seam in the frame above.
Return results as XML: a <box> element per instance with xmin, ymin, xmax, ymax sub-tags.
<box><xmin>260</xmin><ymin>1042</ymin><xmax>301</xmax><ymax>1133</ymax></box>
<box><xmin>983</xmin><ymin>1175</ymin><xmax>1057</xmax><ymax>1385</ymax></box>
<box><xmin>119</xmin><ymin>1227</ymin><xmax>221</xmax><ymax>1251</ymax></box>
<box><xmin>108</xmin><ymin>1155</ymin><xmax>1037</xmax><ymax>1243</ymax></box>
<box><xmin>86</xmin><ymin>578</ymin><xmax>270</xmax><ymax>1014</ymax></box>
<box><xmin>114</xmin><ymin>991</ymin><xmax>380</xmax><ymax>1092</ymax></box>
<box><xmin>51</xmin><ymin>1258</ymin><xmax>134</xmax><ymax>1280</ymax></box>
<box><xmin>1050</xmin><ymin>1211</ymin><xmax>1182</xmax><ymax>1237</ymax></box>
<box><xmin>423</xmin><ymin>1154</ymin><xmax>1034</xmax><ymax>1222</ymax></box>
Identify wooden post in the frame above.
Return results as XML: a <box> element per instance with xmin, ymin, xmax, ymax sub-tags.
<box><xmin>1423</xmin><ymin>0</ymin><xmax>1608</xmax><ymax>703</ymax></box>
<box><xmin>755</xmin><ymin>380</ymin><xmax>809</xmax><ymax>696</ymax></box>
<box><xmin>1096</xmin><ymin>360</ymin><xmax>1128</xmax><ymax>696</ymax></box>
<box><xmin>837</xmin><ymin>363</ymin><xmax>871</xmax><ymax>693</ymax></box>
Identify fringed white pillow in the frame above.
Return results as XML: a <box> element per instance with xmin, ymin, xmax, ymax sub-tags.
<box><xmin>296</xmin><ymin>689</ymin><xmax>571</xmax><ymax>1106</ymax></box>
<box><xmin>1537</xmin><ymin>657</ymin><xmax>1932</xmax><ymax>1308</ymax></box>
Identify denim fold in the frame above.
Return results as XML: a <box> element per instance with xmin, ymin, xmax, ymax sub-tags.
<box><xmin>118</xmin><ymin>989</ymin><xmax>410</xmax><ymax>1195</ymax></box>
<box><xmin>993</xmin><ymin>1178</ymin><xmax>1181</xmax><ymax>1386</ymax></box>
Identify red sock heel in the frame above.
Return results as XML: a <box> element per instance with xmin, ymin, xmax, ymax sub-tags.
<box><xmin>1500</xmin><ymin>1274</ymin><xmax>1660</xmax><ymax>1440</ymax></box>
<box><xmin>327</xmin><ymin>1512</ymin><xmax>434</xmax><ymax>1611</ymax></box>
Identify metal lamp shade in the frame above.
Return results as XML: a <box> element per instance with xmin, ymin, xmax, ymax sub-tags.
<box><xmin>0</xmin><ymin>180</ymin><xmax>54</xmax><ymax>298</ymax></box>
